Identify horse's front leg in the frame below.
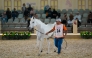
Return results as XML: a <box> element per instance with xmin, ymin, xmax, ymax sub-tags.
<box><xmin>36</xmin><ymin>32</ymin><xmax>40</xmax><ymax>48</ymax></box>
<box><xmin>38</xmin><ymin>38</ymin><xmax>43</xmax><ymax>56</ymax></box>
<box><xmin>53</xmin><ymin>39</ymin><xmax>58</xmax><ymax>52</ymax></box>
<box><xmin>54</xmin><ymin>44</ymin><xmax>57</xmax><ymax>52</ymax></box>
<box><xmin>47</xmin><ymin>38</ymin><xmax>50</xmax><ymax>54</ymax></box>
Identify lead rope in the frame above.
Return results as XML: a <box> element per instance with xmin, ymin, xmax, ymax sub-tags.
<box><xmin>34</xmin><ymin>29</ymin><xmax>67</xmax><ymax>49</ymax></box>
<box><xmin>64</xmin><ymin>39</ymin><xmax>67</xmax><ymax>49</ymax></box>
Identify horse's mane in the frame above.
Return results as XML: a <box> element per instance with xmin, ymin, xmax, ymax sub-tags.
<box><xmin>35</xmin><ymin>19</ymin><xmax>46</xmax><ymax>26</ymax></box>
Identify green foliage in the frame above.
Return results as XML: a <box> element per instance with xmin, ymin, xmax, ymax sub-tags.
<box><xmin>80</xmin><ymin>31</ymin><xmax>92</xmax><ymax>39</ymax></box>
<box><xmin>2</xmin><ymin>32</ymin><xmax>31</xmax><ymax>40</ymax></box>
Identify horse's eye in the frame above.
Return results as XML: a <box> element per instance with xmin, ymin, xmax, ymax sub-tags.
<box><xmin>32</xmin><ymin>22</ymin><xmax>34</xmax><ymax>23</ymax></box>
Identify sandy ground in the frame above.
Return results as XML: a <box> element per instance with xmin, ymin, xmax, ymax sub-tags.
<box><xmin>0</xmin><ymin>39</ymin><xmax>92</xmax><ymax>58</ymax></box>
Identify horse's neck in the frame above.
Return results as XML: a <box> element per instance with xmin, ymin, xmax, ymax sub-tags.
<box><xmin>35</xmin><ymin>19</ymin><xmax>46</xmax><ymax>30</ymax></box>
<box><xmin>35</xmin><ymin>19</ymin><xmax>56</xmax><ymax>32</ymax></box>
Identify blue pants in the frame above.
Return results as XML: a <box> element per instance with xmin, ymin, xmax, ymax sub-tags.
<box><xmin>54</xmin><ymin>38</ymin><xmax>63</xmax><ymax>54</ymax></box>
<box><xmin>12</xmin><ymin>14</ymin><xmax>17</xmax><ymax>21</ymax></box>
<box><xmin>1</xmin><ymin>17</ymin><xmax>8</xmax><ymax>23</ymax></box>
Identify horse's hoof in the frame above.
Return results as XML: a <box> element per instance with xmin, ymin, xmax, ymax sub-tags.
<box><xmin>54</xmin><ymin>50</ymin><xmax>56</xmax><ymax>52</ymax></box>
<box><xmin>38</xmin><ymin>54</ymin><xmax>40</xmax><ymax>56</ymax></box>
<box><xmin>41</xmin><ymin>50</ymin><xmax>43</xmax><ymax>52</ymax></box>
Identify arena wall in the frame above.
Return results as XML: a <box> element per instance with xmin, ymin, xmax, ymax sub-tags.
<box><xmin>0</xmin><ymin>0</ymin><xmax>90</xmax><ymax>10</ymax></box>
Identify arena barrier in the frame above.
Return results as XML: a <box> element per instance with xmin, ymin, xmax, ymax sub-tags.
<box><xmin>0</xmin><ymin>33</ymin><xmax>81</xmax><ymax>40</ymax></box>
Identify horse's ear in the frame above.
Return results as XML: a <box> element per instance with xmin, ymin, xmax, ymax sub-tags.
<box><xmin>31</xmin><ymin>17</ymin><xmax>33</xmax><ymax>20</ymax></box>
<box><xmin>33</xmin><ymin>17</ymin><xmax>34</xmax><ymax>19</ymax></box>
<box><xmin>31</xmin><ymin>16</ymin><xmax>35</xmax><ymax>19</ymax></box>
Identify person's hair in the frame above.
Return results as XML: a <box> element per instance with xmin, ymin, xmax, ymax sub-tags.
<box><xmin>49</xmin><ymin>8</ymin><xmax>51</xmax><ymax>10</ymax></box>
<box><xmin>7</xmin><ymin>8</ymin><xmax>10</xmax><ymax>11</ymax></box>
<box><xmin>14</xmin><ymin>8</ymin><xmax>16</xmax><ymax>10</ymax></box>
<box><xmin>23</xmin><ymin>3</ymin><xmax>25</xmax><ymax>6</ymax></box>
<box><xmin>29</xmin><ymin>4</ymin><xmax>31</xmax><ymax>7</ymax></box>
<box><xmin>31</xmin><ymin>8</ymin><xmax>33</xmax><ymax>10</ymax></box>
<box><xmin>53</xmin><ymin>9</ymin><xmax>55</xmax><ymax>11</ymax></box>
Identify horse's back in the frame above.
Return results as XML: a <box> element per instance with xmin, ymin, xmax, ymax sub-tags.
<box><xmin>42</xmin><ymin>24</ymin><xmax>55</xmax><ymax>39</ymax></box>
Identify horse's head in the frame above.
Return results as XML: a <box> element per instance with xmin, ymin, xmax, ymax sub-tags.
<box><xmin>29</xmin><ymin>17</ymin><xmax>37</xmax><ymax>30</ymax></box>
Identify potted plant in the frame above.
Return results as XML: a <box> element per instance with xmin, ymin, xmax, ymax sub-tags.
<box><xmin>80</xmin><ymin>31</ymin><xmax>91</xmax><ymax>39</ymax></box>
<box><xmin>2</xmin><ymin>31</ymin><xmax>31</xmax><ymax>40</ymax></box>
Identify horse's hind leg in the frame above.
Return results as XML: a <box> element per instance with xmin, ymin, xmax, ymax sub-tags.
<box><xmin>38</xmin><ymin>39</ymin><xmax>41</xmax><ymax>56</ymax></box>
<box><xmin>40</xmin><ymin>37</ymin><xmax>44</xmax><ymax>52</ymax></box>
<box><xmin>54</xmin><ymin>45</ymin><xmax>57</xmax><ymax>52</ymax></box>
<box><xmin>53</xmin><ymin>41</ymin><xmax>58</xmax><ymax>52</ymax></box>
<box><xmin>36</xmin><ymin>36</ymin><xmax>39</xmax><ymax>48</ymax></box>
<box><xmin>47</xmin><ymin>38</ymin><xmax>50</xmax><ymax>54</ymax></box>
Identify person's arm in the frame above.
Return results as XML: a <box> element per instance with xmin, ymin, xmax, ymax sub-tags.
<box><xmin>63</xmin><ymin>25</ymin><xmax>67</xmax><ymax>37</ymax></box>
<box><xmin>73</xmin><ymin>16</ymin><xmax>77</xmax><ymax>20</ymax></box>
<box><xmin>46</xmin><ymin>26</ymin><xmax>55</xmax><ymax>35</ymax></box>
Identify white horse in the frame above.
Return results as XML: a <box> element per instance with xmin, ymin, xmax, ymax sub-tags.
<box><xmin>29</xmin><ymin>17</ymin><xmax>56</xmax><ymax>56</ymax></box>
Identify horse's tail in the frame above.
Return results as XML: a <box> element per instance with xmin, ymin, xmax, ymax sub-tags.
<box><xmin>50</xmin><ymin>31</ymin><xmax>55</xmax><ymax>38</ymax></box>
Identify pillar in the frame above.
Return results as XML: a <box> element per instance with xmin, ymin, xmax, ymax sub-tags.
<box><xmin>73</xmin><ymin>20</ymin><xmax>78</xmax><ymax>33</ymax></box>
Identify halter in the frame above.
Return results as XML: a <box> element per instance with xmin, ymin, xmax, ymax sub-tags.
<box><xmin>34</xmin><ymin>29</ymin><xmax>53</xmax><ymax>38</ymax></box>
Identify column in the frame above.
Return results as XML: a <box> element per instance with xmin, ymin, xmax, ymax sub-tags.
<box><xmin>73</xmin><ymin>20</ymin><xmax>78</xmax><ymax>33</ymax></box>
<box><xmin>86</xmin><ymin>0</ymin><xmax>88</xmax><ymax>9</ymax></box>
<box><xmin>11</xmin><ymin>0</ymin><xmax>14</xmax><ymax>10</ymax></box>
<box><xmin>76</xmin><ymin>0</ymin><xmax>78</xmax><ymax>9</ymax></box>
<box><xmin>48</xmin><ymin>0</ymin><xmax>50</xmax><ymax>7</ymax></box>
<box><xmin>1</xmin><ymin>0</ymin><xmax>4</xmax><ymax>10</ymax></box>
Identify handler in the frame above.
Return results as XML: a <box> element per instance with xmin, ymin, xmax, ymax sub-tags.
<box><xmin>46</xmin><ymin>18</ymin><xmax>67</xmax><ymax>55</ymax></box>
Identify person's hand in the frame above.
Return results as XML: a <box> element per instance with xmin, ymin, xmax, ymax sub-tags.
<box><xmin>46</xmin><ymin>32</ymin><xmax>49</xmax><ymax>35</ymax></box>
<box><xmin>74</xmin><ymin>21</ymin><xmax>77</xmax><ymax>25</ymax></box>
<box><xmin>63</xmin><ymin>35</ymin><xmax>66</xmax><ymax>38</ymax></box>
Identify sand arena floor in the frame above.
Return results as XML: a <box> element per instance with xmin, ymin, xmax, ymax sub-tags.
<box><xmin>0</xmin><ymin>39</ymin><xmax>92</xmax><ymax>58</ymax></box>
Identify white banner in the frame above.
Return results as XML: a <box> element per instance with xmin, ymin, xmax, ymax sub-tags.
<box><xmin>26</xmin><ymin>2</ymin><xmax>36</xmax><ymax>6</ymax></box>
